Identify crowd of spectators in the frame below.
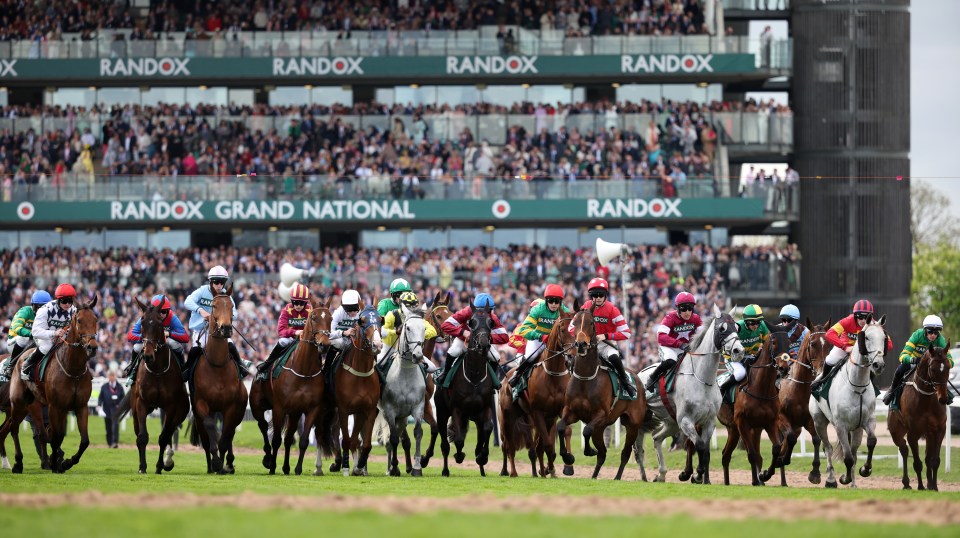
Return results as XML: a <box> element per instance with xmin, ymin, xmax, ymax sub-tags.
<box><xmin>0</xmin><ymin>1</ymin><xmax>713</xmax><ymax>42</ymax></box>
<box><xmin>0</xmin><ymin>241</ymin><xmax>802</xmax><ymax>377</ymax></box>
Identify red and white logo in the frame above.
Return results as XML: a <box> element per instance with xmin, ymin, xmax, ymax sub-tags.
<box><xmin>16</xmin><ymin>201</ymin><xmax>35</xmax><ymax>221</ymax></box>
<box><xmin>491</xmin><ymin>200</ymin><xmax>511</xmax><ymax>219</ymax></box>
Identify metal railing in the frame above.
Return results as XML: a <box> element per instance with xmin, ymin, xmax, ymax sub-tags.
<box><xmin>723</xmin><ymin>0</ymin><xmax>791</xmax><ymax>11</ymax></box>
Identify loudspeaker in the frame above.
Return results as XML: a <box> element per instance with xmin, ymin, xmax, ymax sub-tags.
<box><xmin>596</xmin><ymin>238</ymin><xmax>628</xmax><ymax>266</ymax></box>
<box><xmin>280</xmin><ymin>263</ymin><xmax>306</xmax><ymax>286</ymax></box>
<box><xmin>278</xmin><ymin>282</ymin><xmax>294</xmax><ymax>302</ymax></box>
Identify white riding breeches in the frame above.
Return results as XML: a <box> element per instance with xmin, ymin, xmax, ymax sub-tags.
<box><xmin>279</xmin><ymin>337</ymin><xmax>295</xmax><ymax>347</ymax></box>
<box><xmin>824</xmin><ymin>345</ymin><xmax>847</xmax><ymax>367</ymax></box>
<box><xmin>195</xmin><ymin>332</ymin><xmax>233</xmax><ymax>348</ymax></box>
<box><xmin>658</xmin><ymin>346</ymin><xmax>682</xmax><ymax>363</ymax></box>
<box><xmin>134</xmin><ymin>338</ymin><xmax>184</xmax><ymax>353</ymax></box>
<box><xmin>447</xmin><ymin>337</ymin><xmax>501</xmax><ymax>363</ymax></box>
<box><xmin>726</xmin><ymin>360</ymin><xmax>746</xmax><ymax>382</ymax></box>
<box><xmin>524</xmin><ymin>339</ymin><xmax>547</xmax><ymax>362</ymax></box>
<box><xmin>7</xmin><ymin>335</ymin><xmax>30</xmax><ymax>349</ymax></box>
<box><xmin>599</xmin><ymin>341</ymin><xmax>621</xmax><ymax>360</ymax></box>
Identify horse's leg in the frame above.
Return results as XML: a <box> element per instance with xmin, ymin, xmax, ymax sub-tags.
<box><xmin>651</xmin><ymin>427</ymin><xmax>670</xmax><ymax>482</ymax></box>
<box><xmin>421</xmin><ymin>395</ymin><xmax>440</xmax><ymax>469</ymax></box>
<box><xmin>679</xmin><ymin>416</ymin><xmax>707</xmax><ymax>484</ymax></box>
<box><xmin>721</xmin><ymin>425</ymin><xmax>739</xmax><ymax>486</ymax></box>
<box><xmin>556</xmin><ymin>409</ymin><xmax>575</xmax><ymax>476</ymax></box>
<box><xmin>62</xmin><ymin>403</ymin><xmax>90</xmax><ymax>472</ymax></box>
<box><xmin>1</xmin><ymin>404</ymin><xmax>29</xmax><ymax>474</ymax></box>
<box><xmin>400</xmin><ymin>427</ymin><xmax>413</xmax><ymax>474</ymax></box>
<box><xmin>811</xmin><ymin>409</ymin><xmax>836</xmax><ymax>488</ymax></box>
<box><xmin>355</xmin><ymin>409</ymin><xmax>377</xmax><ymax>477</ymax></box>
<box><xmin>741</xmin><ymin>424</ymin><xmax>763</xmax><ymax>486</ymax></box>
<box><xmin>679</xmin><ymin>438</ymin><xmax>694</xmax><ymax>482</ymax></box>
<box><xmin>46</xmin><ymin>405</ymin><xmax>67</xmax><ymax>473</ymax></box>
<box><xmin>295</xmin><ymin>408</ymin><xmax>319</xmax><ymax>476</ymax></box>
<box><xmin>834</xmin><ymin>424</ymin><xmax>855</xmax><ymax>486</ymax></box>
<box><xmin>889</xmin><ymin>414</ymin><xmax>912</xmax><ymax>490</ymax></box>
<box><xmin>805</xmin><ymin>417</ymin><xmax>822</xmax><ymax>484</ymax></box>
<box><xmin>613</xmin><ymin>418</ymin><xmax>640</xmax><ymax>480</ymax></box>
<box><xmin>438</xmin><ymin>402</ymin><xmax>452</xmax><ymax>477</ymax></box>
<box><xmin>759</xmin><ymin>418</ymin><xmax>784</xmax><ymax>484</ymax></box>
<box><xmin>633</xmin><ymin>427</ymin><xmax>648</xmax><ymax>482</ymax></box>
<box><xmin>337</xmin><ymin>408</ymin><xmax>351</xmax><ymax>477</ymax></box>
<box><xmin>908</xmin><ymin>430</ymin><xmax>925</xmax><ymax>491</ymax></box>
<box><xmin>529</xmin><ymin>411</ymin><xmax>552</xmax><ymax>477</ymax></box>
<box><xmin>157</xmin><ymin>400</ymin><xmax>185</xmax><ymax>473</ymax></box>
<box><xmin>282</xmin><ymin>412</ymin><xmax>299</xmax><ymax>475</ymax></box>
<box><xmin>385</xmin><ymin>411</ymin><xmax>401</xmax><ymax>477</ymax></box>
<box><xmin>252</xmin><ymin>393</ymin><xmax>273</xmax><ymax>470</ymax></box>
<box><xmin>925</xmin><ymin>428</ymin><xmax>944</xmax><ymax>492</ymax></box>
<box><xmin>584</xmin><ymin>414</ymin><xmax>608</xmax><ymax>479</ymax></box>
<box><xmin>25</xmin><ymin>403</ymin><xmax>49</xmax><ymax>470</ymax></box>
<box><xmin>133</xmin><ymin>399</ymin><xmax>149</xmax><ymax>474</ymax></box>
<box><xmin>218</xmin><ymin>403</ymin><xmax>243</xmax><ymax>476</ymax></box>
<box><xmin>411</xmin><ymin>413</ymin><xmax>424</xmax><ymax>477</ymax></box>
<box><xmin>450</xmin><ymin>407</ymin><xmax>467</xmax><ymax>465</ymax></box>
<box><xmin>479</xmin><ymin>405</ymin><xmax>495</xmax><ymax>477</ymax></box>
<box><xmin>859</xmin><ymin>414</ymin><xmax>878</xmax><ymax>478</ymax></box>
<box><xmin>196</xmin><ymin>402</ymin><xmax>223</xmax><ymax>474</ymax></box>
<box><xmin>267</xmin><ymin>405</ymin><xmax>285</xmax><ymax>475</ymax></box>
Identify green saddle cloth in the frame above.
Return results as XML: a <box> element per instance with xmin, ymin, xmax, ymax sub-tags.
<box><xmin>433</xmin><ymin>355</ymin><xmax>501</xmax><ymax>391</ymax></box>
<box><xmin>255</xmin><ymin>345</ymin><xmax>298</xmax><ymax>383</ymax></box>
<box><xmin>606</xmin><ymin>366</ymin><xmax>638</xmax><ymax>401</ymax></box>
<box><xmin>812</xmin><ymin>363</ymin><xmax>880</xmax><ymax>403</ymax></box>
<box><xmin>376</xmin><ymin>353</ymin><xmax>429</xmax><ymax>388</ymax></box>
<box><xmin>0</xmin><ymin>357</ymin><xmax>10</xmax><ymax>383</ymax></box>
<box><xmin>508</xmin><ymin>362</ymin><xmax>538</xmax><ymax>402</ymax></box>
<box><xmin>716</xmin><ymin>372</ymin><xmax>737</xmax><ymax>405</ymax></box>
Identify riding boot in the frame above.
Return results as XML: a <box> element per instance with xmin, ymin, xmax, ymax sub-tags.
<box><xmin>10</xmin><ymin>343</ymin><xmax>24</xmax><ymax>361</ymax></box>
<box><xmin>123</xmin><ymin>350</ymin><xmax>138</xmax><ymax>388</ymax></box>
<box><xmin>508</xmin><ymin>354</ymin><xmax>534</xmax><ymax>388</ymax></box>
<box><xmin>181</xmin><ymin>346</ymin><xmax>202</xmax><ymax>381</ymax></box>
<box><xmin>608</xmin><ymin>354</ymin><xmax>636</xmax><ymax>398</ymax></box>
<box><xmin>644</xmin><ymin>358</ymin><xmax>677</xmax><ymax>393</ymax></box>
<box><xmin>322</xmin><ymin>346</ymin><xmax>339</xmax><ymax>372</ymax></box>
<box><xmin>257</xmin><ymin>343</ymin><xmax>285</xmax><ymax>374</ymax></box>
<box><xmin>718</xmin><ymin>374</ymin><xmax>738</xmax><ymax>396</ymax></box>
<box><xmin>810</xmin><ymin>361</ymin><xmax>839</xmax><ymax>392</ymax></box>
<box><xmin>435</xmin><ymin>352</ymin><xmax>456</xmax><ymax>381</ymax></box>
<box><xmin>228</xmin><ymin>342</ymin><xmax>250</xmax><ymax>378</ymax></box>
<box><xmin>882</xmin><ymin>363</ymin><xmax>911</xmax><ymax>405</ymax></box>
<box><xmin>20</xmin><ymin>348</ymin><xmax>43</xmax><ymax>382</ymax></box>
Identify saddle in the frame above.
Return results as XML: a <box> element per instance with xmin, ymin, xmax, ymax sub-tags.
<box><xmin>604</xmin><ymin>366</ymin><xmax>638</xmax><ymax>402</ymax></box>
<box><xmin>434</xmin><ymin>355</ymin><xmax>501</xmax><ymax>391</ymax></box>
<box><xmin>653</xmin><ymin>352</ymin><xmax>687</xmax><ymax>396</ymax></box>
<box><xmin>716</xmin><ymin>372</ymin><xmax>737</xmax><ymax>405</ymax></box>
<box><xmin>812</xmin><ymin>362</ymin><xmax>880</xmax><ymax>403</ymax></box>
<box><xmin>375</xmin><ymin>353</ymin><xmax>428</xmax><ymax>390</ymax></box>
<box><xmin>254</xmin><ymin>345</ymin><xmax>298</xmax><ymax>383</ymax></box>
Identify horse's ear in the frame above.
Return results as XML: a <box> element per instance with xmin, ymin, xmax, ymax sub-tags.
<box><xmin>805</xmin><ymin>316</ymin><xmax>812</xmax><ymax>330</ymax></box>
<box><xmin>420</xmin><ymin>303</ymin><xmax>427</xmax><ymax>313</ymax></box>
<box><xmin>433</xmin><ymin>290</ymin><xmax>443</xmax><ymax>305</ymax></box>
<box><xmin>946</xmin><ymin>338</ymin><xmax>951</xmax><ymax>350</ymax></box>
<box><xmin>573</xmin><ymin>297</ymin><xmax>580</xmax><ymax>311</ymax></box>
<box><xmin>135</xmin><ymin>297</ymin><xmax>148</xmax><ymax>313</ymax></box>
<box><xmin>89</xmin><ymin>293</ymin><xmax>98</xmax><ymax>309</ymax></box>
<box><xmin>717</xmin><ymin>304</ymin><xmax>725</xmax><ymax>318</ymax></box>
<box><xmin>825</xmin><ymin>317</ymin><xmax>832</xmax><ymax>328</ymax></box>
<box><xmin>225</xmin><ymin>283</ymin><xmax>233</xmax><ymax>296</ymax></box>
<box><xmin>877</xmin><ymin>314</ymin><xmax>886</xmax><ymax>326</ymax></box>
<box><xmin>444</xmin><ymin>291</ymin><xmax>452</xmax><ymax>305</ymax></box>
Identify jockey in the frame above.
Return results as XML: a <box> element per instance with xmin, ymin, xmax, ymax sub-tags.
<box><xmin>508</xmin><ymin>284</ymin><xmax>571</xmax><ymax>388</ymax></box>
<box><xmin>778</xmin><ymin>304</ymin><xmax>809</xmax><ymax>363</ymax></box>
<box><xmin>718</xmin><ymin>304</ymin><xmax>770</xmax><ymax>395</ymax></box>
<box><xmin>22</xmin><ymin>284</ymin><xmax>77</xmax><ymax>382</ymax></box>
<box><xmin>577</xmin><ymin>278</ymin><xmax>635</xmax><ymax>398</ymax></box>
<box><xmin>182</xmin><ymin>265</ymin><xmax>250</xmax><ymax>380</ymax></box>
<box><xmin>257</xmin><ymin>283</ymin><xmax>312</xmax><ymax>376</ymax></box>
<box><xmin>380</xmin><ymin>291</ymin><xmax>439</xmax><ymax>372</ymax></box>
<box><xmin>438</xmin><ymin>292</ymin><xmax>510</xmax><ymax>378</ymax></box>
<box><xmin>377</xmin><ymin>278</ymin><xmax>413</xmax><ymax>321</ymax></box>
<box><xmin>811</xmin><ymin>299</ymin><xmax>893</xmax><ymax>391</ymax></box>
<box><xmin>7</xmin><ymin>290</ymin><xmax>51</xmax><ymax>360</ymax></box>
<box><xmin>644</xmin><ymin>291</ymin><xmax>702</xmax><ymax>393</ymax></box>
<box><xmin>882</xmin><ymin>315</ymin><xmax>954</xmax><ymax>405</ymax></box>
<box><xmin>325</xmin><ymin>289</ymin><xmax>363</xmax><ymax>367</ymax></box>
<box><xmin>124</xmin><ymin>295</ymin><xmax>190</xmax><ymax>384</ymax></box>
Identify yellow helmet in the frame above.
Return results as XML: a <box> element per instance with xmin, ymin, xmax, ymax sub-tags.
<box><xmin>399</xmin><ymin>291</ymin><xmax>419</xmax><ymax>307</ymax></box>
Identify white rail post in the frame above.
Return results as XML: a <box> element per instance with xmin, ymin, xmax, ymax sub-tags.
<box><xmin>946</xmin><ymin>404</ymin><xmax>952</xmax><ymax>473</ymax></box>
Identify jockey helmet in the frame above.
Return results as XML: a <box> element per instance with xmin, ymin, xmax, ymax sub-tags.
<box><xmin>852</xmin><ymin>299</ymin><xmax>874</xmax><ymax>315</ymax></box>
<box><xmin>151</xmin><ymin>295</ymin><xmax>172</xmax><ymax>310</ymax></box>
<box><xmin>742</xmin><ymin>304</ymin><xmax>764</xmax><ymax>322</ymax></box>
<box><xmin>473</xmin><ymin>293</ymin><xmax>495</xmax><ymax>309</ymax></box>
<box><xmin>55</xmin><ymin>283</ymin><xmax>77</xmax><ymax>299</ymax></box>
<box><xmin>31</xmin><ymin>290</ymin><xmax>52</xmax><ymax>306</ymax></box>
<box><xmin>389</xmin><ymin>278</ymin><xmax>412</xmax><ymax>295</ymax></box>
<box><xmin>587</xmin><ymin>278</ymin><xmax>609</xmax><ymax>296</ymax></box>
<box><xmin>544</xmin><ymin>284</ymin><xmax>564</xmax><ymax>299</ymax></box>
<box><xmin>341</xmin><ymin>289</ymin><xmax>361</xmax><ymax>312</ymax></box>
<box><xmin>674</xmin><ymin>291</ymin><xmax>696</xmax><ymax>307</ymax></box>
<box><xmin>779</xmin><ymin>304</ymin><xmax>800</xmax><ymax>320</ymax></box>
<box><xmin>399</xmin><ymin>291</ymin><xmax>419</xmax><ymax>307</ymax></box>
<box><xmin>208</xmin><ymin>265</ymin><xmax>229</xmax><ymax>283</ymax></box>
<box><xmin>923</xmin><ymin>315</ymin><xmax>944</xmax><ymax>330</ymax></box>
<box><xmin>290</xmin><ymin>283</ymin><xmax>310</xmax><ymax>302</ymax></box>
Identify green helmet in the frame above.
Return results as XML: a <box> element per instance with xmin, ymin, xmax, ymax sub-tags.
<box><xmin>742</xmin><ymin>304</ymin><xmax>764</xmax><ymax>321</ymax></box>
<box><xmin>389</xmin><ymin>278</ymin><xmax>411</xmax><ymax>295</ymax></box>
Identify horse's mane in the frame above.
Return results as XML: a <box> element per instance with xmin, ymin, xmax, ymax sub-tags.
<box><xmin>689</xmin><ymin>316</ymin><xmax>716</xmax><ymax>351</ymax></box>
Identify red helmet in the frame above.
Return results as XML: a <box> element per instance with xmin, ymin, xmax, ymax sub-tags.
<box><xmin>290</xmin><ymin>283</ymin><xmax>310</xmax><ymax>302</ymax></box>
<box><xmin>852</xmin><ymin>299</ymin><xmax>874</xmax><ymax>314</ymax></box>
<box><xmin>150</xmin><ymin>295</ymin><xmax>172</xmax><ymax>310</ymax></box>
<box><xmin>544</xmin><ymin>284</ymin><xmax>564</xmax><ymax>299</ymax></box>
<box><xmin>674</xmin><ymin>291</ymin><xmax>696</xmax><ymax>307</ymax></box>
<box><xmin>55</xmin><ymin>283</ymin><xmax>77</xmax><ymax>299</ymax></box>
<box><xmin>587</xmin><ymin>278</ymin><xmax>609</xmax><ymax>295</ymax></box>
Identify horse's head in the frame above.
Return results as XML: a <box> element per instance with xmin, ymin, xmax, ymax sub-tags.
<box><xmin>467</xmin><ymin>307</ymin><xmax>493</xmax><ymax>350</ymax></box>
<box><xmin>855</xmin><ymin>314</ymin><xmax>887</xmax><ymax>375</ymax></box>
<box><xmin>921</xmin><ymin>341</ymin><xmax>952</xmax><ymax>405</ymax></box>
<box><xmin>135</xmin><ymin>295</ymin><xmax>166</xmax><ymax>363</ymax></box>
<box><xmin>571</xmin><ymin>309</ymin><xmax>596</xmax><ymax>357</ymax></box>
<box><xmin>713</xmin><ymin>304</ymin><xmax>744</xmax><ymax>361</ymax></box>
<box><xmin>767</xmin><ymin>324</ymin><xmax>793</xmax><ymax>377</ymax></box>
<box><xmin>398</xmin><ymin>303</ymin><xmax>426</xmax><ymax>363</ymax></box>
<box><xmin>304</xmin><ymin>296</ymin><xmax>332</xmax><ymax>351</ymax></box>
<box><xmin>802</xmin><ymin>316</ymin><xmax>832</xmax><ymax>372</ymax></box>
<box><xmin>426</xmin><ymin>290</ymin><xmax>453</xmax><ymax>343</ymax></box>
<box><xmin>210</xmin><ymin>284</ymin><xmax>234</xmax><ymax>339</ymax></box>
<box><xmin>550</xmin><ymin>306</ymin><xmax>576</xmax><ymax>352</ymax></box>
<box><xmin>70</xmin><ymin>294</ymin><xmax>99</xmax><ymax>359</ymax></box>
<box><xmin>354</xmin><ymin>298</ymin><xmax>382</xmax><ymax>354</ymax></box>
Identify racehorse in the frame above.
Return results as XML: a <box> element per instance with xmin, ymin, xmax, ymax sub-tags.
<box><xmin>418</xmin><ymin>290</ymin><xmax>452</xmax><ymax>469</ymax></box>
<box><xmin>809</xmin><ymin>316</ymin><xmax>888</xmax><ymax>488</ymax></box>
<box><xmin>118</xmin><ymin>296</ymin><xmax>190</xmax><ymax>474</ymax></box>
<box><xmin>556</xmin><ymin>309</ymin><xmax>647</xmax><ymax>480</ymax></box>
<box><xmin>0</xmin><ymin>353</ymin><xmax>49</xmax><ymax>471</ymax></box>
<box><xmin>189</xmin><ymin>285</ymin><xmax>248</xmax><ymax>475</ymax></box>
<box><xmin>888</xmin><ymin>343</ymin><xmax>951</xmax><ymax>491</ymax></box>
<box><xmin>718</xmin><ymin>327</ymin><xmax>791</xmax><ymax>486</ymax></box>
<box><xmin>0</xmin><ymin>294</ymin><xmax>99</xmax><ymax>473</ymax></box>
<box><xmin>498</xmin><ymin>305</ymin><xmax>575</xmax><ymax>478</ymax></box>
<box><xmin>433</xmin><ymin>306</ymin><xmax>498</xmax><ymax>477</ymax></box>
<box><xmin>250</xmin><ymin>297</ymin><xmax>333</xmax><ymax>476</ymax></box>
<box><xmin>763</xmin><ymin>317</ymin><xmax>830</xmax><ymax>486</ymax></box>
<box><xmin>377</xmin><ymin>302</ymin><xmax>428</xmax><ymax>477</ymax></box>
<box><xmin>636</xmin><ymin>305</ymin><xmax>744</xmax><ymax>484</ymax></box>
<box><xmin>321</xmin><ymin>299</ymin><xmax>382</xmax><ymax>476</ymax></box>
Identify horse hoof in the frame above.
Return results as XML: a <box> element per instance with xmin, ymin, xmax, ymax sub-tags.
<box><xmin>269</xmin><ymin>469</ymin><xmax>276</xmax><ymax>475</ymax></box>
<box><xmin>295</xmin><ymin>467</ymin><xmax>303</xmax><ymax>476</ymax></box>
<box><xmin>12</xmin><ymin>463</ymin><xmax>23</xmax><ymax>474</ymax></box>
<box><xmin>561</xmin><ymin>453</ymin><xmax>575</xmax><ymax>466</ymax></box>
<box><xmin>420</xmin><ymin>456</ymin><xmax>431</xmax><ymax>468</ymax></box>
<box><xmin>406</xmin><ymin>466</ymin><xmax>413</xmax><ymax>474</ymax></box>
<box><xmin>262</xmin><ymin>456</ymin><xmax>272</xmax><ymax>469</ymax></box>
<box><xmin>60</xmin><ymin>460</ymin><xmax>74</xmax><ymax>473</ymax></box>
<box><xmin>441</xmin><ymin>469</ymin><xmax>450</xmax><ymax>477</ymax></box>
<box><xmin>389</xmin><ymin>468</ymin><xmax>401</xmax><ymax>477</ymax></box>
<box><xmin>652</xmin><ymin>475</ymin><xmax>664</xmax><ymax>483</ymax></box>
<box><xmin>808</xmin><ymin>472</ymin><xmax>821</xmax><ymax>485</ymax></box>
<box><xmin>329</xmin><ymin>463</ymin><xmax>341</xmax><ymax>473</ymax></box>
<box><xmin>825</xmin><ymin>480</ymin><xmax>837</xmax><ymax>489</ymax></box>
<box><xmin>562</xmin><ymin>465</ymin><xmax>574</xmax><ymax>476</ymax></box>
<box><xmin>917</xmin><ymin>484</ymin><xmax>925</xmax><ymax>491</ymax></box>
<box><xmin>859</xmin><ymin>466</ymin><xmax>871</xmax><ymax>478</ymax></box>
<box><xmin>283</xmin><ymin>468</ymin><xmax>290</xmax><ymax>476</ymax></box>
<box><xmin>839</xmin><ymin>475</ymin><xmax>850</xmax><ymax>485</ymax></box>
<box><xmin>929</xmin><ymin>485</ymin><xmax>938</xmax><ymax>492</ymax></box>
<box><xmin>40</xmin><ymin>462</ymin><xmax>50</xmax><ymax>471</ymax></box>
<box><xmin>411</xmin><ymin>468</ymin><xmax>422</xmax><ymax>477</ymax></box>
<box><xmin>164</xmin><ymin>461</ymin><xmax>175</xmax><ymax>472</ymax></box>
<box><xmin>759</xmin><ymin>471</ymin><xmax>772</xmax><ymax>483</ymax></box>
<box><xmin>1</xmin><ymin>458</ymin><xmax>9</xmax><ymax>470</ymax></box>
<box><xmin>500</xmin><ymin>469</ymin><xmax>508</xmax><ymax>477</ymax></box>
<box><xmin>692</xmin><ymin>474</ymin><xmax>703</xmax><ymax>484</ymax></box>
<box><xmin>902</xmin><ymin>484</ymin><xmax>912</xmax><ymax>490</ymax></box>
<box><xmin>352</xmin><ymin>468</ymin><xmax>364</xmax><ymax>477</ymax></box>
<box><xmin>139</xmin><ymin>468</ymin><xmax>146</xmax><ymax>475</ymax></box>
<box><xmin>454</xmin><ymin>452</ymin><xmax>465</xmax><ymax>464</ymax></box>
<box><xmin>678</xmin><ymin>470</ymin><xmax>691</xmax><ymax>482</ymax></box>
<box><xmin>313</xmin><ymin>468</ymin><xmax>324</xmax><ymax>477</ymax></box>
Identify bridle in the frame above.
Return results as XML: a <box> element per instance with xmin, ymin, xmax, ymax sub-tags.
<box><xmin>398</xmin><ymin>310</ymin><xmax>426</xmax><ymax>364</ymax></box>
<box><xmin>59</xmin><ymin>308</ymin><xmax>97</xmax><ymax>379</ymax></box>
<box><xmin>140</xmin><ymin>310</ymin><xmax>172</xmax><ymax>376</ymax></box>
<box><xmin>210</xmin><ymin>294</ymin><xmax>234</xmax><ymax>340</ymax></box>
<box><xmin>784</xmin><ymin>330</ymin><xmax>825</xmax><ymax>384</ymax></box>
<box><xmin>739</xmin><ymin>330</ymin><xmax>787</xmax><ymax>401</ymax></box>
<box><xmin>426</xmin><ymin>304</ymin><xmax>450</xmax><ymax>343</ymax></box>
<box><xmin>908</xmin><ymin>351</ymin><xmax>950</xmax><ymax>397</ymax></box>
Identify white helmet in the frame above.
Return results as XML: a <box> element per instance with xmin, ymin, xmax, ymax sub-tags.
<box><xmin>922</xmin><ymin>315</ymin><xmax>943</xmax><ymax>329</ymax></box>
<box><xmin>208</xmin><ymin>266</ymin><xmax>229</xmax><ymax>280</ymax></box>
<box><xmin>341</xmin><ymin>289</ymin><xmax>361</xmax><ymax>307</ymax></box>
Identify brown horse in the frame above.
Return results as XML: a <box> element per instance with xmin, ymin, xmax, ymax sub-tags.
<box><xmin>499</xmin><ymin>305</ymin><xmax>576</xmax><ymax>478</ymax></box>
<box><xmin>718</xmin><ymin>328</ymin><xmax>791</xmax><ymax>486</ymax></box>
<box><xmin>121</xmin><ymin>296</ymin><xmax>190</xmax><ymax>474</ymax></box>
<box><xmin>888</xmin><ymin>343</ymin><xmax>952</xmax><ymax>491</ymax></box>
<box><xmin>0</xmin><ymin>295</ymin><xmax>98</xmax><ymax>473</ymax></box>
<box><xmin>556</xmin><ymin>309</ymin><xmax>647</xmax><ymax>479</ymax></box>
<box><xmin>190</xmin><ymin>285</ymin><xmax>248</xmax><ymax>475</ymax></box>
<box><xmin>250</xmin><ymin>297</ymin><xmax>334</xmax><ymax>476</ymax></box>
<box><xmin>764</xmin><ymin>317</ymin><xmax>831</xmax><ymax>486</ymax></box>
<box><xmin>0</xmin><ymin>353</ymin><xmax>49</xmax><ymax>471</ymax></box>
<box><xmin>321</xmin><ymin>299</ymin><xmax>382</xmax><ymax>476</ymax></box>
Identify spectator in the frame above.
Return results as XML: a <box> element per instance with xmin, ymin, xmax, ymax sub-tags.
<box><xmin>97</xmin><ymin>370</ymin><xmax>124</xmax><ymax>449</ymax></box>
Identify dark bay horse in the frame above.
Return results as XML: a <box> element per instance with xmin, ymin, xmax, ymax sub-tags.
<box><xmin>251</xmin><ymin>297</ymin><xmax>333</xmax><ymax>476</ymax></box>
<box><xmin>889</xmin><ymin>343</ymin><xmax>951</xmax><ymax>491</ymax></box>
<box><xmin>557</xmin><ymin>309</ymin><xmax>647</xmax><ymax>480</ymax></box>
<box><xmin>718</xmin><ymin>328</ymin><xmax>791</xmax><ymax>486</ymax></box>
<box><xmin>190</xmin><ymin>285</ymin><xmax>248</xmax><ymax>475</ymax></box>
<box><xmin>0</xmin><ymin>295</ymin><xmax>98</xmax><ymax>473</ymax></box>
<box><xmin>120</xmin><ymin>296</ymin><xmax>190</xmax><ymax>474</ymax></box>
<box><xmin>433</xmin><ymin>306</ymin><xmax>498</xmax><ymax>477</ymax></box>
<box><xmin>764</xmin><ymin>317</ymin><xmax>830</xmax><ymax>486</ymax></box>
<box><xmin>0</xmin><ymin>355</ymin><xmax>49</xmax><ymax>471</ymax></box>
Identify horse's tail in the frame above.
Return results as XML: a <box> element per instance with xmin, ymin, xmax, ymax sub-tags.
<box><xmin>373</xmin><ymin>408</ymin><xmax>390</xmax><ymax>447</ymax></box>
<box><xmin>115</xmin><ymin>389</ymin><xmax>133</xmax><ymax>422</ymax></box>
<box><xmin>315</xmin><ymin>404</ymin><xmax>338</xmax><ymax>458</ymax></box>
<box><xmin>189</xmin><ymin>413</ymin><xmax>202</xmax><ymax>447</ymax></box>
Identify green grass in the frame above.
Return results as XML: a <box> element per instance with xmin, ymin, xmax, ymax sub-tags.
<box><xmin>0</xmin><ymin>507</ymin><xmax>954</xmax><ymax>538</ymax></box>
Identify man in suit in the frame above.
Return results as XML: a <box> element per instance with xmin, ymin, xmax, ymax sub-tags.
<box><xmin>98</xmin><ymin>370</ymin><xmax>125</xmax><ymax>448</ymax></box>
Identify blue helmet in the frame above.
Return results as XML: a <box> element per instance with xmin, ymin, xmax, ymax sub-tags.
<box><xmin>779</xmin><ymin>304</ymin><xmax>800</xmax><ymax>320</ymax></box>
<box><xmin>473</xmin><ymin>293</ymin><xmax>495</xmax><ymax>309</ymax></box>
<box><xmin>31</xmin><ymin>290</ymin><xmax>52</xmax><ymax>306</ymax></box>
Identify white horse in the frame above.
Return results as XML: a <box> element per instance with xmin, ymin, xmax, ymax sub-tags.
<box><xmin>809</xmin><ymin>317</ymin><xmax>888</xmax><ymax>488</ymax></box>
<box><xmin>636</xmin><ymin>305</ymin><xmax>745</xmax><ymax>484</ymax></box>
<box><xmin>375</xmin><ymin>303</ymin><xmax>428</xmax><ymax>477</ymax></box>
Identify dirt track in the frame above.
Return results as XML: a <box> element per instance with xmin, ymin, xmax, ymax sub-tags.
<box><xmin>2</xmin><ymin>491</ymin><xmax>959</xmax><ymax>526</ymax></box>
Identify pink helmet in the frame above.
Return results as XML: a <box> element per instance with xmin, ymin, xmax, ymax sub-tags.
<box><xmin>674</xmin><ymin>291</ymin><xmax>696</xmax><ymax>307</ymax></box>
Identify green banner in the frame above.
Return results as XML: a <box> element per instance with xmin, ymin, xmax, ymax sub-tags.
<box><xmin>3</xmin><ymin>198</ymin><xmax>763</xmax><ymax>225</ymax></box>
<box><xmin>0</xmin><ymin>54</ymin><xmax>755</xmax><ymax>81</ymax></box>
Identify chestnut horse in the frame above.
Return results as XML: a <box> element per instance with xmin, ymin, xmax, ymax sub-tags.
<box><xmin>718</xmin><ymin>328</ymin><xmax>791</xmax><ymax>486</ymax></box>
<box><xmin>0</xmin><ymin>295</ymin><xmax>98</xmax><ymax>473</ymax></box>
<box><xmin>557</xmin><ymin>309</ymin><xmax>647</xmax><ymax>480</ymax></box>
<box><xmin>888</xmin><ymin>343</ymin><xmax>952</xmax><ymax>491</ymax></box>
<box><xmin>250</xmin><ymin>297</ymin><xmax>333</xmax><ymax>476</ymax></box>
<box><xmin>0</xmin><ymin>356</ymin><xmax>49</xmax><ymax>471</ymax></box>
<box><xmin>764</xmin><ymin>317</ymin><xmax>830</xmax><ymax>486</ymax></box>
<box><xmin>121</xmin><ymin>296</ymin><xmax>190</xmax><ymax>474</ymax></box>
<box><xmin>190</xmin><ymin>285</ymin><xmax>248</xmax><ymax>475</ymax></box>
